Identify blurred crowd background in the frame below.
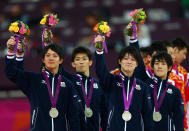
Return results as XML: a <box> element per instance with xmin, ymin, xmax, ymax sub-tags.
<box><xmin>0</xmin><ymin>0</ymin><xmax>189</xmax><ymax>130</ymax></box>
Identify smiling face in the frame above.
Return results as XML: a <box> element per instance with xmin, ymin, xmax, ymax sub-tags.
<box><xmin>153</xmin><ymin>59</ymin><xmax>171</xmax><ymax>80</ymax></box>
<box><xmin>72</xmin><ymin>53</ymin><xmax>92</xmax><ymax>75</ymax></box>
<box><xmin>119</xmin><ymin>53</ymin><xmax>138</xmax><ymax>76</ymax></box>
<box><xmin>42</xmin><ymin>49</ymin><xmax>63</xmax><ymax>72</ymax></box>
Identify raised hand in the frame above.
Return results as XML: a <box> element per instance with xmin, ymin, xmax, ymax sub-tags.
<box><xmin>7</xmin><ymin>36</ymin><xmax>16</xmax><ymax>53</ymax></box>
<box><xmin>44</xmin><ymin>29</ymin><xmax>53</xmax><ymax>40</ymax></box>
<box><xmin>16</xmin><ymin>40</ymin><xmax>24</xmax><ymax>55</ymax></box>
<box><xmin>94</xmin><ymin>35</ymin><xmax>105</xmax><ymax>50</ymax></box>
<box><xmin>124</xmin><ymin>21</ymin><xmax>138</xmax><ymax>37</ymax></box>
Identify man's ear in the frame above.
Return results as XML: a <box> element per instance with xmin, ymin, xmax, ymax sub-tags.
<box><xmin>118</xmin><ymin>59</ymin><xmax>121</xmax><ymax>65</ymax></box>
<box><xmin>72</xmin><ymin>62</ymin><xmax>76</xmax><ymax>68</ymax></box>
<box><xmin>173</xmin><ymin>47</ymin><xmax>178</xmax><ymax>54</ymax></box>
<box><xmin>59</xmin><ymin>59</ymin><xmax>63</xmax><ymax>64</ymax></box>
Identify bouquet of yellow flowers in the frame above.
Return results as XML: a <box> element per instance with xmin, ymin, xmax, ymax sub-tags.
<box><xmin>40</xmin><ymin>13</ymin><xmax>59</xmax><ymax>48</ymax></box>
<box><xmin>124</xmin><ymin>8</ymin><xmax>147</xmax><ymax>37</ymax></box>
<box><xmin>91</xmin><ymin>21</ymin><xmax>111</xmax><ymax>53</ymax></box>
<box><xmin>8</xmin><ymin>21</ymin><xmax>30</xmax><ymax>53</ymax></box>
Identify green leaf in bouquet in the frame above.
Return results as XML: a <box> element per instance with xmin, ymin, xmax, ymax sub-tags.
<box><xmin>124</xmin><ymin>25</ymin><xmax>133</xmax><ymax>36</ymax></box>
<box><xmin>95</xmin><ymin>41</ymin><xmax>103</xmax><ymax>50</ymax></box>
<box><xmin>8</xmin><ymin>45</ymin><xmax>15</xmax><ymax>51</ymax></box>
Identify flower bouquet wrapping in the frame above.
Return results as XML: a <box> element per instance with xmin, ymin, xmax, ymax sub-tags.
<box><xmin>40</xmin><ymin>14</ymin><xmax>59</xmax><ymax>48</ymax></box>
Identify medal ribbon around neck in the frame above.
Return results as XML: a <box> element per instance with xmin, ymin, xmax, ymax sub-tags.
<box><xmin>43</xmin><ymin>72</ymin><xmax>61</xmax><ymax>108</ymax></box>
<box><xmin>75</xmin><ymin>74</ymin><xmax>94</xmax><ymax>108</ymax></box>
<box><xmin>153</xmin><ymin>80</ymin><xmax>168</xmax><ymax>112</ymax></box>
<box><xmin>120</xmin><ymin>75</ymin><xmax>136</xmax><ymax>111</ymax></box>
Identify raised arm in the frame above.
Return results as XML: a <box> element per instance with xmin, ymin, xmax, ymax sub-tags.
<box><xmin>5</xmin><ymin>37</ymin><xmax>32</xmax><ymax>97</ymax></box>
<box><xmin>94</xmin><ymin>35</ymin><xmax>114</xmax><ymax>90</ymax></box>
<box><xmin>125</xmin><ymin>23</ymin><xmax>149</xmax><ymax>81</ymax></box>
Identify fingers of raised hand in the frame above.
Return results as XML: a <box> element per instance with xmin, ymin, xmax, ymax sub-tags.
<box><xmin>95</xmin><ymin>35</ymin><xmax>104</xmax><ymax>43</ymax></box>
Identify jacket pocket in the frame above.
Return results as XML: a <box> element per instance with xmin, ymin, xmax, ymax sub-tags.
<box><xmin>107</xmin><ymin>107</ymin><xmax>114</xmax><ymax>130</ymax></box>
<box><xmin>30</xmin><ymin>107</ymin><xmax>39</xmax><ymax>130</ymax></box>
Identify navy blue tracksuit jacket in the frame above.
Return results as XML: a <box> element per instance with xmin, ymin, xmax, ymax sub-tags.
<box><xmin>95</xmin><ymin>51</ymin><xmax>153</xmax><ymax>131</ymax></box>
<box><xmin>62</xmin><ymin>70</ymin><xmax>107</xmax><ymax>131</ymax></box>
<box><xmin>5</xmin><ymin>57</ymin><xmax>80</xmax><ymax>131</ymax></box>
<box><xmin>130</xmin><ymin>39</ymin><xmax>185</xmax><ymax>131</ymax></box>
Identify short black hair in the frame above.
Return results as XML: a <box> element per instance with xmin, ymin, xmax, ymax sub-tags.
<box><xmin>162</xmin><ymin>40</ymin><xmax>174</xmax><ymax>48</ymax></box>
<box><xmin>140</xmin><ymin>47</ymin><xmax>153</xmax><ymax>58</ymax></box>
<box><xmin>118</xmin><ymin>46</ymin><xmax>140</xmax><ymax>68</ymax></box>
<box><xmin>151</xmin><ymin>51</ymin><xmax>173</xmax><ymax>68</ymax></box>
<box><xmin>41</xmin><ymin>44</ymin><xmax>64</xmax><ymax>71</ymax></box>
<box><xmin>150</xmin><ymin>41</ymin><xmax>167</xmax><ymax>54</ymax></box>
<box><xmin>172</xmin><ymin>37</ymin><xmax>189</xmax><ymax>51</ymax></box>
<box><xmin>42</xmin><ymin>44</ymin><xmax>64</xmax><ymax>59</ymax></box>
<box><xmin>71</xmin><ymin>46</ymin><xmax>92</xmax><ymax>62</ymax></box>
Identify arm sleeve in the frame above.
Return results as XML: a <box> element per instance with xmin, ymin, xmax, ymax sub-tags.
<box><xmin>5</xmin><ymin>57</ymin><xmax>31</xmax><ymax>96</ymax></box>
<box><xmin>129</xmin><ymin>39</ymin><xmax>149</xmax><ymax>82</ymax></box>
<box><xmin>95</xmin><ymin>51</ymin><xmax>114</xmax><ymax>91</ymax></box>
<box><xmin>173</xmin><ymin>89</ymin><xmax>185</xmax><ymax>131</ymax></box>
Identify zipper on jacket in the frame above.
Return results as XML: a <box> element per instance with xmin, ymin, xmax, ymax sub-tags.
<box><xmin>51</xmin><ymin>76</ymin><xmax>55</xmax><ymax>131</ymax></box>
<box><xmin>84</xmin><ymin>79</ymin><xmax>88</xmax><ymax>122</ymax></box>
<box><xmin>124</xmin><ymin>78</ymin><xmax>130</xmax><ymax>131</ymax></box>
<box><xmin>153</xmin><ymin>81</ymin><xmax>163</xmax><ymax>112</ymax></box>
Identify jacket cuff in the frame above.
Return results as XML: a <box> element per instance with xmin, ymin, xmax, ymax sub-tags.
<box><xmin>16</xmin><ymin>54</ymin><xmax>24</xmax><ymax>61</ymax></box>
<box><xmin>7</xmin><ymin>51</ymin><xmax>15</xmax><ymax>59</ymax></box>
<box><xmin>129</xmin><ymin>36</ymin><xmax>138</xmax><ymax>43</ymax></box>
<box><xmin>96</xmin><ymin>49</ymin><xmax>104</xmax><ymax>55</ymax></box>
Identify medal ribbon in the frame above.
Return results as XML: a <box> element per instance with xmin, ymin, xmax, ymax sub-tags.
<box><xmin>147</xmin><ymin>67</ymin><xmax>153</xmax><ymax>77</ymax></box>
<box><xmin>76</xmin><ymin>74</ymin><xmax>94</xmax><ymax>108</ymax></box>
<box><xmin>43</xmin><ymin>72</ymin><xmax>61</xmax><ymax>107</ymax></box>
<box><xmin>131</xmin><ymin>21</ymin><xmax>137</xmax><ymax>39</ymax></box>
<box><xmin>175</xmin><ymin>63</ymin><xmax>178</xmax><ymax>75</ymax></box>
<box><xmin>153</xmin><ymin>81</ymin><xmax>168</xmax><ymax>112</ymax></box>
<box><xmin>120</xmin><ymin>75</ymin><xmax>136</xmax><ymax>111</ymax></box>
<box><xmin>42</xmin><ymin>26</ymin><xmax>52</xmax><ymax>48</ymax></box>
<box><xmin>13</xmin><ymin>34</ymin><xmax>25</xmax><ymax>53</ymax></box>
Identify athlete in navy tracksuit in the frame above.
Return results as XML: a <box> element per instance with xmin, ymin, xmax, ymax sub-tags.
<box><xmin>95</xmin><ymin>46</ymin><xmax>153</xmax><ymax>131</ymax></box>
<box><xmin>5</xmin><ymin>42</ymin><xmax>80</xmax><ymax>131</ymax></box>
<box><xmin>62</xmin><ymin>71</ymin><xmax>107</xmax><ymax>131</ymax></box>
<box><xmin>61</xmin><ymin>46</ymin><xmax>107</xmax><ymax>131</ymax></box>
<box><xmin>129</xmin><ymin>37</ymin><xmax>185</xmax><ymax>131</ymax></box>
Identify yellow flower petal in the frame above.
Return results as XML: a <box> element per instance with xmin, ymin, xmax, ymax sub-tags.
<box><xmin>44</xmin><ymin>14</ymin><xmax>49</xmax><ymax>18</ymax></box>
<box><xmin>11</xmin><ymin>22</ymin><xmax>18</xmax><ymax>26</ymax></box>
<box><xmin>14</xmin><ymin>27</ymin><xmax>19</xmax><ymax>32</ymax></box>
<box><xmin>9</xmin><ymin>26</ymin><xmax>13</xmax><ymax>32</ymax></box>
<box><xmin>40</xmin><ymin>18</ymin><xmax>47</xmax><ymax>25</ymax></box>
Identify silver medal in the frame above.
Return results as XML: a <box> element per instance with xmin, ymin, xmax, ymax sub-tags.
<box><xmin>49</xmin><ymin>107</ymin><xmax>59</xmax><ymax>118</ymax></box>
<box><xmin>84</xmin><ymin>108</ymin><xmax>93</xmax><ymax>118</ymax></box>
<box><xmin>153</xmin><ymin>112</ymin><xmax>162</xmax><ymax>122</ymax></box>
<box><xmin>122</xmin><ymin>111</ymin><xmax>132</xmax><ymax>121</ymax></box>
